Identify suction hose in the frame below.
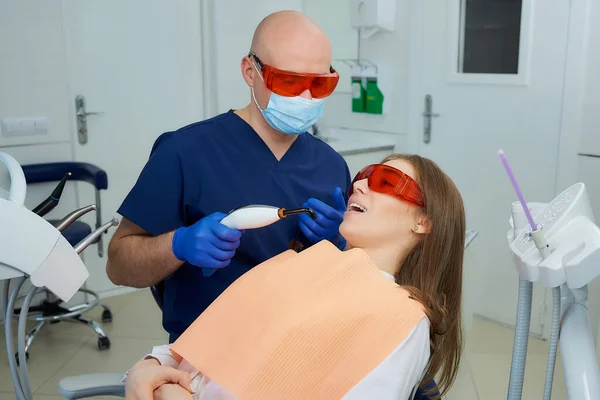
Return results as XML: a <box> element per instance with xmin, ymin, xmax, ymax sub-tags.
<box><xmin>5</xmin><ymin>277</ymin><xmax>28</xmax><ymax>400</ymax></box>
<box><xmin>18</xmin><ymin>286</ymin><xmax>39</xmax><ymax>400</ymax></box>
<box><xmin>507</xmin><ymin>277</ymin><xmax>533</xmax><ymax>400</ymax></box>
<box><xmin>543</xmin><ymin>286</ymin><xmax>561</xmax><ymax>399</ymax></box>
<box><xmin>507</xmin><ymin>201</ymin><xmax>535</xmax><ymax>400</ymax></box>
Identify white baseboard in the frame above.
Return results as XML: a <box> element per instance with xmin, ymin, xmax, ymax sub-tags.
<box><xmin>97</xmin><ymin>286</ymin><xmax>142</xmax><ymax>299</ymax></box>
<box><xmin>473</xmin><ymin>312</ymin><xmax>545</xmax><ymax>340</ymax></box>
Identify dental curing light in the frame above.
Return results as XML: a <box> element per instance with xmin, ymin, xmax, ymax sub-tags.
<box><xmin>501</xmin><ymin>149</ymin><xmax>600</xmax><ymax>400</ymax></box>
<box><xmin>202</xmin><ymin>205</ymin><xmax>318</xmax><ymax>277</ymax></box>
<box><xmin>220</xmin><ymin>205</ymin><xmax>317</xmax><ymax>229</ymax></box>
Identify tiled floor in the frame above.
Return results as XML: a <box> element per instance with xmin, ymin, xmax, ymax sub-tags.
<box><xmin>1</xmin><ymin>290</ymin><xmax>567</xmax><ymax>399</ymax></box>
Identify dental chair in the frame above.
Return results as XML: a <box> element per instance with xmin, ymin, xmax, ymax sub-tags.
<box><xmin>11</xmin><ymin>162</ymin><xmax>113</xmax><ymax>362</ymax></box>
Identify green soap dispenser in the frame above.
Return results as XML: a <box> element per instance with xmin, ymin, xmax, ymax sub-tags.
<box><xmin>366</xmin><ymin>78</ymin><xmax>384</xmax><ymax>114</ymax></box>
<box><xmin>351</xmin><ymin>76</ymin><xmax>366</xmax><ymax>113</ymax></box>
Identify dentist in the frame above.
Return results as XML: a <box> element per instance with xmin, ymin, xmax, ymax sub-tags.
<box><xmin>106</xmin><ymin>10</ymin><xmax>351</xmax><ymax>343</ymax></box>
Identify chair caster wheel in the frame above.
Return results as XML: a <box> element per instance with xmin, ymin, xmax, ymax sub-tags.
<box><xmin>102</xmin><ymin>309</ymin><xmax>113</xmax><ymax>323</ymax></box>
<box><xmin>15</xmin><ymin>352</ymin><xmax>29</xmax><ymax>366</ymax></box>
<box><xmin>98</xmin><ymin>337</ymin><xmax>111</xmax><ymax>350</ymax></box>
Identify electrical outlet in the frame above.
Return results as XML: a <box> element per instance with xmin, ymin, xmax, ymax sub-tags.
<box><xmin>1</xmin><ymin>117</ymin><xmax>48</xmax><ymax>137</ymax></box>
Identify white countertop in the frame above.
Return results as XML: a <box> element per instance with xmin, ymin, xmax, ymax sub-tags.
<box><xmin>313</xmin><ymin>127</ymin><xmax>398</xmax><ymax>156</ymax></box>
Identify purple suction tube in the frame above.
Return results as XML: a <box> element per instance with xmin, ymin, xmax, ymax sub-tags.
<box><xmin>498</xmin><ymin>149</ymin><xmax>538</xmax><ymax>232</ymax></box>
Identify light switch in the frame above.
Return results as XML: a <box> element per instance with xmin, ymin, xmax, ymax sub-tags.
<box><xmin>1</xmin><ymin>117</ymin><xmax>48</xmax><ymax>137</ymax></box>
<box><xmin>2</xmin><ymin>120</ymin><xmax>19</xmax><ymax>134</ymax></box>
<box><xmin>35</xmin><ymin>118</ymin><xmax>47</xmax><ymax>131</ymax></box>
<box><xmin>8</xmin><ymin>121</ymin><xmax>20</xmax><ymax>132</ymax></box>
<box><xmin>20</xmin><ymin>120</ymin><xmax>35</xmax><ymax>132</ymax></box>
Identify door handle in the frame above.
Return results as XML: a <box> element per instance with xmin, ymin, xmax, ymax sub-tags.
<box><xmin>75</xmin><ymin>95</ymin><xmax>104</xmax><ymax>145</ymax></box>
<box><xmin>422</xmin><ymin>94</ymin><xmax>439</xmax><ymax>144</ymax></box>
<box><xmin>76</xmin><ymin>110</ymin><xmax>104</xmax><ymax>118</ymax></box>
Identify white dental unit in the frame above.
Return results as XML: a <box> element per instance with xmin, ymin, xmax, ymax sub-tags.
<box><xmin>0</xmin><ymin>151</ymin><xmax>120</xmax><ymax>400</ymax></box>
<box><xmin>501</xmin><ymin>150</ymin><xmax>600</xmax><ymax>399</ymax></box>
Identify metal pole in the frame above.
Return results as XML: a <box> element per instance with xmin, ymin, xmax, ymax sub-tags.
<box><xmin>560</xmin><ymin>286</ymin><xmax>600</xmax><ymax>399</ymax></box>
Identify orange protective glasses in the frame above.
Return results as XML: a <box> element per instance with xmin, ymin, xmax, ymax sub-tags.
<box><xmin>249</xmin><ymin>51</ymin><xmax>340</xmax><ymax>99</ymax></box>
<box><xmin>350</xmin><ymin>164</ymin><xmax>425</xmax><ymax>207</ymax></box>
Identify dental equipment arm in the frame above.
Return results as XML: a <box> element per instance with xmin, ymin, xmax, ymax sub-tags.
<box><xmin>0</xmin><ymin>151</ymin><xmax>26</xmax><ymax>204</ymax></box>
<box><xmin>0</xmin><ymin>196</ymin><xmax>90</xmax><ymax>301</ymax></box>
<box><xmin>1</xmin><ymin>152</ymin><xmax>28</xmax><ymax>399</ymax></box>
<box><xmin>500</xmin><ymin>150</ymin><xmax>557</xmax><ymax>400</ymax></box>
<box><xmin>502</xmin><ymin>147</ymin><xmax>600</xmax><ymax>400</ymax></box>
<box><xmin>18</xmin><ymin>286</ymin><xmax>38</xmax><ymax>400</ymax></box>
<box><xmin>6</xmin><ymin>277</ymin><xmax>28</xmax><ymax>400</ymax></box>
<box><xmin>31</xmin><ymin>172</ymin><xmax>71</xmax><ymax>217</ymax></box>
<box><xmin>54</xmin><ymin>204</ymin><xmax>97</xmax><ymax>232</ymax></box>
<box><xmin>1</xmin><ymin>151</ymin><xmax>122</xmax><ymax>400</ymax></box>
<box><xmin>74</xmin><ymin>218</ymin><xmax>119</xmax><ymax>254</ymax></box>
<box><xmin>202</xmin><ymin>205</ymin><xmax>317</xmax><ymax>277</ymax></box>
<box><xmin>12</xmin><ymin>219</ymin><xmax>121</xmax><ymax>400</ymax></box>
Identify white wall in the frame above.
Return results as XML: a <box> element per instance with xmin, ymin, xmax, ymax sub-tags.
<box><xmin>302</xmin><ymin>0</ymin><xmax>358</xmax><ymax>94</ymax></box>
<box><xmin>578</xmin><ymin>1</ymin><xmax>600</xmax><ymax>156</ymax></box>
<box><xmin>572</xmin><ymin>0</ymin><xmax>600</xmax><ymax>351</ymax></box>
<box><xmin>0</xmin><ymin>0</ymin><xmax>76</xmax><ymax>216</ymax></box>
<box><xmin>303</xmin><ymin>0</ymin><xmax>411</xmax><ymax>140</ymax></box>
<box><xmin>0</xmin><ymin>1</ymin><xmax>72</xmax><ymax>148</ymax></box>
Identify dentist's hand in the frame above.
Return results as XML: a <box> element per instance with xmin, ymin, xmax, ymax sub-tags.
<box><xmin>299</xmin><ymin>187</ymin><xmax>347</xmax><ymax>250</ymax></box>
<box><xmin>172</xmin><ymin>212</ymin><xmax>242</xmax><ymax>271</ymax></box>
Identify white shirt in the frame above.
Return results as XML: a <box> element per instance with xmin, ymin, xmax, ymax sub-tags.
<box><xmin>128</xmin><ymin>271</ymin><xmax>431</xmax><ymax>400</ymax></box>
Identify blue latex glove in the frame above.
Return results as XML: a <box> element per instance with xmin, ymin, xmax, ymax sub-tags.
<box><xmin>172</xmin><ymin>212</ymin><xmax>242</xmax><ymax>275</ymax></box>
<box><xmin>299</xmin><ymin>186</ymin><xmax>347</xmax><ymax>250</ymax></box>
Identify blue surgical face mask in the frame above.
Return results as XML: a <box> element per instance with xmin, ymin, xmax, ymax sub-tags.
<box><xmin>252</xmin><ymin>64</ymin><xmax>326</xmax><ymax>135</ymax></box>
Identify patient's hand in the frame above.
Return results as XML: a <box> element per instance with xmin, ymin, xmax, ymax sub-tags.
<box><xmin>125</xmin><ymin>358</ymin><xmax>193</xmax><ymax>400</ymax></box>
<box><xmin>154</xmin><ymin>383</ymin><xmax>194</xmax><ymax>400</ymax></box>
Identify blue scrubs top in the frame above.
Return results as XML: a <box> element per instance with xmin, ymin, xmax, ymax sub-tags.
<box><xmin>118</xmin><ymin>110</ymin><xmax>351</xmax><ymax>342</ymax></box>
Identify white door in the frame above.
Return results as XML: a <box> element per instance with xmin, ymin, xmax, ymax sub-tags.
<box><xmin>409</xmin><ymin>0</ymin><xmax>570</xmax><ymax>337</ymax></box>
<box><xmin>62</xmin><ymin>0</ymin><xmax>205</xmax><ymax>295</ymax></box>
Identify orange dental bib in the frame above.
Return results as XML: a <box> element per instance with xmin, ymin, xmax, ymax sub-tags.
<box><xmin>171</xmin><ymin>241</ymin><xmax>425</xmax><ymax>400</ymax></box>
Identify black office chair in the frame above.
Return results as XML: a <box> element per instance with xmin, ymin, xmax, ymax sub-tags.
<box><xmin>14</xmin><ymin>162</ymin><xmax>114</xmax><ymax>361</ymax></box>
<box><xmin>150</xmin><ymin>281</ymin><xmax>165</xmax><ymax>311</ymax></box>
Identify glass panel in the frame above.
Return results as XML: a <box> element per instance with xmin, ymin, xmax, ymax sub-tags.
<box><xmin>458</xmin><ymin>0</ymin><xmax>523</xmax><ymax>74</ymax></box>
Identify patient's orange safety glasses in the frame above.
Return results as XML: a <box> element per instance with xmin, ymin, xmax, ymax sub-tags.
<box><xmin>249</xmin><ymin>51</ymin><xmax>340</xmax><ymax>99</ymax></box>
<box><xmin>350</xmin><ymin>164</ymin><xmax>425</xmax><ymax>207</ymax></box>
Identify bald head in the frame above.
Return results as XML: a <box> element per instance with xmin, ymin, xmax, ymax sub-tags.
<box><xmin>250</xmin><ymin>10</ymin><xmax>332</xmax><ymax>74</ymax></box>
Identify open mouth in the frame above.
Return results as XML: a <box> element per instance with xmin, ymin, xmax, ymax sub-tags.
<box><xmin>348</xmin><ymin>202</ymin><xmax>367</xmax><ymax>213</ymax></box>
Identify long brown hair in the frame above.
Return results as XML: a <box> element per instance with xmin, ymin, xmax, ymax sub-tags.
<box><xmin>382</xmin><ymin>154</ymin><xmax>465</xmax><ymax>399</ymax></box>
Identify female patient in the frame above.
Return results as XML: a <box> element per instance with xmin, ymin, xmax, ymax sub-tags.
<box><xmin>125</xmin><ymin>154</ymin><xmax>466</xmax><ymax>400</ymax></box>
